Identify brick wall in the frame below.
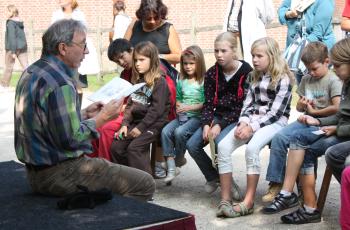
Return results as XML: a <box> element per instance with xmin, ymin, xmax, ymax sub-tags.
<box><xmin>0</xmin><ymin>0</ymin><xmax>345</xmax><ymax>72</ymax></box>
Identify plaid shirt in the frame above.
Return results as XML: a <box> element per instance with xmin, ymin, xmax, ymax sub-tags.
<box><xmin>14</xmin><ymin>55</ymin><xmax>99</xmax><ymax>166</ymax></box>
<box><xmin>239</xmin><ymin>73</ymin><xmax>292</xmax><ymax>132</ymax></box>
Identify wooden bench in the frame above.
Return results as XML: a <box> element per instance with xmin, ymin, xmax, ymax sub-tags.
<box><xmin>317</xmin><ymin>165</ymin><xmax>333</xmax><ymax>214</ymax></box>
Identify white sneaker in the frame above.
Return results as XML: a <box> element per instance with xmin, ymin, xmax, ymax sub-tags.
<box><xmin>205</xmin><ymin>179</ymin><xmax>220</xmax><ymax>194</ymax></box>
<box><xmin>164</xmin><ymin>167</ymin><xmax>180</xmax><ymax>183</ymax></box>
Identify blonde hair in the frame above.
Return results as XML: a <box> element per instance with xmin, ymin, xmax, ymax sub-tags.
<box><xmin>132</xmin><ymin>41</ymin><xmax>161</xmax><ymax>87</ymax></box>
<box><xmin>214</xmin><ymin>32</ymin><xmax>238</xmax><ymax>59</ymax></box>
<box><xmin>330</xmin><ymin>38</ymin><xmax>350</xmax><ymax>66</ymax></box>
<box><xmin>250</xmin><ymin>37</ymin><xmax>294</xmax><ymax>87</ymax></box>
<box><xmin>7</xmin><ymin>5</ymin><xmax>19</xmax><ymax>18</ymax></box>
<box><xmin>180</xmin><ymin>45</ymin><xmax>206</xmax><ymax>84</ymax></box>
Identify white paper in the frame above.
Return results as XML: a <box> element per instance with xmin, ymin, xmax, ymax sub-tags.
<box><xmin>88</xmin><ymin>77</ymin><xmax>145</xmax><ymax>104</ymax></box>
<box><xmin>312</xmin><ymin>130</ymin><xmax>325</xmax><ymax>135</ymax></box>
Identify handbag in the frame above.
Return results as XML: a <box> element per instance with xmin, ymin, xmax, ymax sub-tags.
<box><xmin>283</xmin><ymin>14</ymin><xmax>308</xmax><ymax>73</ymax></box>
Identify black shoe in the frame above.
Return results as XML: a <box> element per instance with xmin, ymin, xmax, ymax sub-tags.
<box><xmin>262</xmin><ymin>192</ymin><xmax>299</xmax><ymax>214</ymax></box>
<box><xmin>281</xmin><ymin>207</ymin><xmax>321</xmax><ymax>224</ymax></box>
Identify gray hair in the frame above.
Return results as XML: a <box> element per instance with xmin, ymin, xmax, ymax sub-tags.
<box><xmin>41</xmin><ymin>19</ymin><xmax>87</xmax><ymax>56</ymax></box>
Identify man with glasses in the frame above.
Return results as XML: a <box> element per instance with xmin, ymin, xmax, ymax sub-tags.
<box><xmin>14</xmin><ymin>19</ymin><xmax>155</xmax><ymax>201</ymax></box>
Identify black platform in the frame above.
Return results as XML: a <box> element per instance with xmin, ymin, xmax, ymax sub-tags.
<box><xmin>0</xmin><ymin>161</ymin><xmax>195</xmax><ymax>230</ymax></box>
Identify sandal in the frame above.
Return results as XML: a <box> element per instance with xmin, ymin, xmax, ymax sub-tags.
<box><xmin>230</xmin><ymin>202</ymin><xmax>254</xmax><ymax>217</ymax></box>
<box><xmin>216</xmin><ymin>200</ymin><xmax>234</xmax><ymax>217</ymax></box>
<box><xmin>281</xmin><ymin>207</ymin><xmax>321</xmax><ymax>224</ymax></box>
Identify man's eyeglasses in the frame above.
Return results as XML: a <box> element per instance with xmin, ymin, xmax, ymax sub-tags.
<box><xmin>70</xmin><ymin>41</ymin><xmax>87</xmax><ymax>51</ymax></box>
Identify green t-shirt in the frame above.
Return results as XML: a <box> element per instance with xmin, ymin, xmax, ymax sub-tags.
<box><xmin>176</xmin><ymin>78</ymin><xmax>205</xmax><ymax>117</ymax></box>
<box><xmin>297</xmin><ymin>70</ymin><xmax>342</xmax><ymax>111</ymax></box>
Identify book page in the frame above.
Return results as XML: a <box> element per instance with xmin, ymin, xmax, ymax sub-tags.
<box><xmin>88</xmin><ymin>77</ymin><xmax>132</xmax><ymax>104</ymax></box>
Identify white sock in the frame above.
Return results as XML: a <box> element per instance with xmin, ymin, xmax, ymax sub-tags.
<box><xmin>280</xmin><ymin>190</ymin><xmax>291</xmax><ymax>197</ymax></box>
<box><xmin>304</xmin><ymin>204</ymin><xmax>316</xmax><ymax>213</ymax></box>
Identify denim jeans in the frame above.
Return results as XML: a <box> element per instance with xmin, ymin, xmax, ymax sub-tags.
<box><xmin>266</xmin><ymin>121</ymin><xmax>318</xmax><ymax>183</ymax></box>
<box><xmin>325</xmin><ymin>141</ymin><xmax>350</xmax><ymax>183</ymax></box>
<box><xmin>186</xmin><ymin>122</ymin><xmax>236</xmax><ymax>182</ymax></box>
<box><xmin>161</xmin><ymin>117</ymin><xmax>201</xmax><ymax>158</ymax></box>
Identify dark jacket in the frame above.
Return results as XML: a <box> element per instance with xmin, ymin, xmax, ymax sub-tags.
<box><xmin>201</xmin><ymin>61</ymin><xmax>252</xmax><ymax>129</ymax></box>
<box><xmin>5</xmin><ymin>19</ymin><xmax>27</xmax><ymax>53</ymax></box>
<box><xmin>122</xmin><ymin>76</ymin><xmax>170</xmax><ymax>132</ymax></box>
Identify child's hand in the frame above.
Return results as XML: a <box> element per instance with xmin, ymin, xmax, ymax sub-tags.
<box><xmin>115</xmin><ymin>126</ymin><xmax>128</xmax><ymax>140</ymax></box>
<box><xmin>177</xmin><ymin>104</ymin><xmax>191</xmax><ymax>113</ymax></box>
<box><xmin>321</xmin><ymin>126</ymin><xmax>337</xmax><ymax>136</ymax></box>
<box><xmin>305</xmin><ymin>103</ymin><xmax>316</xmax><ymax>115</ymax></box>
<box><xmin>297</xmin><ymin>96</ymin><xmax>309</xmax><ymax>111</ymax></box>
<box><xmin>202</xmin><ymin>125</ymin><xmax>210</xmax><ymax>141</ymax></box>
<box><xmin>297</xmin><ymin>115</ymin><xmax>320</xmax><ymax>126</ymax></box>
<box><xmin>235</xmin><ymin>123</ymin><xmax>252</xmax><ymax>140</ymax></box>
<box><xmin>209</xmin><ymin>124</ymin><xmax>221</xmax><ymax>140</ymax></box>
<box><xmin>130</xmin><ymin>127</ymin><xmax>141</xmax><ymax>138</ymax></box>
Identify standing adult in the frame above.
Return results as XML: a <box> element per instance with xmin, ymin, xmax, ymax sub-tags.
<box><xmin>109</xmin><ymin>0</ymin><xmax>132</xmax><ymax>42</ymax></box>
<box><xmin>52</xmin><ymin>0</ymin><xmax>100</xmax><ymax>87</ymax></box>
<box><xmin>1</xmin><ymin>4</ymin><xmax>28</xmax><ymax>88</ymax></box>
<box><xmin>124</xmin><ymin>0</ymin><xmax>182</xmax><ymax>65</ymax></box>
<box><xmin>14</xmin><ymin>19</ymin><xmax>155</xmax><ymax>201</ymax></box>
<box><xmin>341</xmin><ymin>0</ymin><xmax>350</xmax><ymax>32</ymax></box>
<box><xmin>278</xmin><ymin>0</ymin><xmax>335</xmax><ymax>83</ymax></box>
<box><xmin>223</xmin><ymin>0</ymin><xmax>275</xmax><ymax>65</ymax></box>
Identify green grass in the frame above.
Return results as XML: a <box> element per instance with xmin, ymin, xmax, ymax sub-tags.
<box><xmin>8</xmin><ymin>72</ymin><xmax>118</xmax><ymax>92</ymax></box>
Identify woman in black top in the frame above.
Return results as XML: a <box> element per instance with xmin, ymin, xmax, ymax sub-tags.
<box><xmin>124</xmin><ymin>0</ymin><xmax>182</xmax><ymax>65</ymax></box>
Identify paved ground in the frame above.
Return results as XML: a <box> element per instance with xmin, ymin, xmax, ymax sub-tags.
<box><xmin>0</xmin><ymin>89</ymin><xmax>341</xmax><ymax>229</ymax></box>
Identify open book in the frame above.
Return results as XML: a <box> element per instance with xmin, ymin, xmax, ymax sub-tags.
<box><xmin>88</xmin><ymin>77</ymin><xmax>145</xmax><ymax>104</ymax></box>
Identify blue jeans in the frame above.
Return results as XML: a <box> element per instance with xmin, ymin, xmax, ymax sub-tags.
<box><xmin>186</xmin><ymin>122</ymin><xmax>236</xmax><ymax>182</ymax></box>
<box><xmin>161</xmin><ymin>117</ymin><xmax>201</xmax><ymax>158</ymax></box>
<box><xmin>266</xmin><ymin>121</ymin><xmax>319</xmax><ymax>183</ymax></box>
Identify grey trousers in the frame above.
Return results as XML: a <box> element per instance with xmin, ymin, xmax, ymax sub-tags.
<box><xmin>26</xmin><ymin>155</ymin><xmax>155</xmax><ymax>201</ymax></box>
<box><xmin>325</xmin><ymin>141</ymin><xmax>350</xmax><ymax>183</ymax></box>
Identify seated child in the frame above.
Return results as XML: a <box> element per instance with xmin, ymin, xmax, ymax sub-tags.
<box><xmin>216</xmin><ymin>37</ymin><xmax>294</xmax><ymax>218</ymax></box>
<box><xmin>263</xmin><ymin>38</ymin><xmax>350</xmax><ymax>224</ymax></box>
<box><xmin>90</xmin><ymin>39</ymin><xmax>133</xmax><ymax>161</ymax></box>
<box><xmin>185</xmin><ymin>32</ymin><xmax>252</xmax><ymax>197</ymax></box>
<box><xmin>161</xmin><ymin>45</ymin><xmax>206</xmax><ymax>183</ymax></box>
<box><xmin>110</xmin><ymin>41</ymin><xmax>170</xmax><ymax>174</ymax></box>
<box><xmin>263</xmin><ymin>41</ymin><xmax>342</xmax><ymax>202</ymax></box>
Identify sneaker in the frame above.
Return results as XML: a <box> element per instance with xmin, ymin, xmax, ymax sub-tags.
<box><xmin>262</xmin><ymin>192</ymin><xmax>299</xmax><ymax>214</ymax></box>
<box><xmin>231</xmin><ymin>178</ymin><xmax>243</xmax><ymax>201</ymax></box>
<box><xmin>205</xmin><ymin>179</ymin><xmax>220</xmax><ymax>194</ymax></box>
<box><xmin>262</xmin><ymin>183</ymin><xmax>282</xmax><ymax>202</ymax></box>
<box><xmin>154</xmin><ymin>162</ymin><xmax>166</xmax><ymax>179</ymax></box>
<box><xmin>281</xmin><ymin>207</ymin><xmax>321</xmax><ymax>224</ymax></box>
<box><xmin>164</xmin><ymin>167</ymin><xmax>180</xmax><ymax>183</ymax></box>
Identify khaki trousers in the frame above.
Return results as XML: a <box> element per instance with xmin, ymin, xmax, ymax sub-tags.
<box><xmin>1</xmin><ymin>50</ymin><xmax>28</xmax><ymax>87</ymax></box>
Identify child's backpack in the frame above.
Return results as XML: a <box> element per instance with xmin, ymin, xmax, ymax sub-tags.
<box><xmin>160</xmin><ymin>59</ymin><xmax>179</xmax><ymax>121</ymax></box>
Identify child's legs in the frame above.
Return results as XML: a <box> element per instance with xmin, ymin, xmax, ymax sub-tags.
<box><xmin>325</xmin><ymin>140</ymin><xmax>350</xmax><ymax>183</ymax></box>
<box><xmin>341</xmin><ymin>167</ymin><xmax>350</xmax><ymax>229</ymax></box>
<box><xmin>186</xmin><ymin>127</ymin><xmax>219</xmax><ymax>182</ymax></box>
<box><xmin>244</xmin><ymin>122</ymin><xmax>284</xmax><ymax>203</ymax></box>
<box><xmin>266</xmin><ymin>121</ymin><xmax>311</xmax><ymax>184</ymax></box>
<box><xmin>161</xmin><ymin>119</ymin><xmax>180</xmax><ymax>158</ymax></box>
<box><xmin>174</xmin><ymin>117</ymin><xmax>201</xmax><ymax>157</ymax></box>
<box><xmin>110</xmin><ymin>138</ymin><xmax>133</xmax><ymax>166</ymax></box>
<box><xmin>1</xmin><ymin>51</ymin><xmax>16</xmax><ymax>87</ymax></box>
<box><xmin>300</xmin><ymin>173</ymin><xmax>317</xmax><ymax>208</ymax></box>
<box><xmin>127</xmin><ymin>128</ymin><xmax>160</xmax><ymax>175</ymax></box>
<box><xmin>16</xmin><ymin>49</ymin><xmax>28</xmax><ymax>69</ymax></box>
<box><xmin>282</xmin><ymin>127</ymin><xmax>325</xmax><ymax>192</ymax></box>
<box><xmin>93</xmin><ymin>115</ymin><xmax>123</xmax><ymax>161</ymax></box>
<box><xmin>218</xmin><ymin>126</ymin><xmax>247</xmax><ymax>201</ymax></box>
